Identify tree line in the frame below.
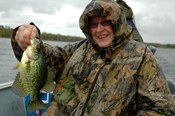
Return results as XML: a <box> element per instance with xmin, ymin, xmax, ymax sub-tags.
<box><xmin>0</xmin><ymin>25</ymin><xmax>175</xmax><ymax>48</ymax></box>
<box><xmin>41</xmin><ymin>32</ymin><xmax>84</xmax><ymax>42</ymax></box>
<box><xmin>0</xmin><ymin>25</ymin><xmax>13</xmax><ymax>37</ymax></box>
<box><xmin>0</xmin><ymin>25</ymin><xmax>84</xmax><ymax>42</ymax></box>
<box><xmin>145</xmin><ymin>43</ymin><xmax>175</xmax><ymax>49</ymax></box>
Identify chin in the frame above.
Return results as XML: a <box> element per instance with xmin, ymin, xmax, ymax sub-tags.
<box><xmin>98</xmin><ymin>43</ymin><xmax>111</xmax><ymax>48</ymax></box>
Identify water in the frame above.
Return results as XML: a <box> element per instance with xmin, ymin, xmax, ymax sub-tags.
<box><xmin>0</xmin><ymin>37</ymin><xmax>175</xmax><ymax>84</ymax></box>
<box><xmin>154</xmin><ymin>48</ymin><xmax>175</xmax><ymax>82</ymax></box>
<box><xmin>0</xmin><ymin>37</ymin><xmax>71</xmax><ymax>84</ymax></box>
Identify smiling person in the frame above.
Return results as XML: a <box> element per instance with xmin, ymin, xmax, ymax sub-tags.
<box><xmin>11</xmin><ymin>0</ymin><xmax>174</xmax><ymax>115</ymax></box>
<box><xmin>90</xmin><ymin>15</ymin><xmax>114</xmax><ymax>48</ymax></box>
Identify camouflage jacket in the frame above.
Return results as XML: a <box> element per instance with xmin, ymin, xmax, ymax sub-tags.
<box><xmin>116</xmin><ymin>0</ymin><xmax>144</xmax><ymax>43</ymax></box>
<box><xmin>11</xmin><ymin>0</ymin><xmax>174</xmax><ymax>115</ymax></box>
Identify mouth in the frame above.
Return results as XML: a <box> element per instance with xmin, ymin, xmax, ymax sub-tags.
<box><xmin>98</xmin><ymin>35</ymin><xmax>108</xmax><ymax>39</ymax></box>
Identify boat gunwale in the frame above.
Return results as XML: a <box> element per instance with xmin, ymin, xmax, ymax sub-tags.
<box><xmin>0</xmin><ymin>81</ymin><xmax>14</xmax><ymax>89</ymax></box>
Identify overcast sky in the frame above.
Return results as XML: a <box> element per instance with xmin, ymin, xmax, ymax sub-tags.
<box><xmin>0</xmin><ymin>0</ymin><xmax>175</xmax><ymax>44</ymax></box>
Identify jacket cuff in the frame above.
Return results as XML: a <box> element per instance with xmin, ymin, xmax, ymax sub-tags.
<box><xmin>11</xmin><ymin>22</ymin><xmax>41</xmax><ymax>61</ymax></box>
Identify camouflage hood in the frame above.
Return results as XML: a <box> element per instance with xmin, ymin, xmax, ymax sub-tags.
<box><xmin>79</xmin><ymin>0</ymin><xmax>132</xmax><ymax>49</ymax></box>
<box><xmin>116</xmin><ymin>0</ymin><xmax>133</xmax><ymax>18</ymax></box>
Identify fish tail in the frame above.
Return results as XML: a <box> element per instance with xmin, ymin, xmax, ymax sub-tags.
<box><xmin>27</xmin><ymin>100</ymin><xmax>47</xmax><ymax>113</ymax></box>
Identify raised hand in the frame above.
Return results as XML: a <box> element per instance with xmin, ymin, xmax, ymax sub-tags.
<box><xmin>15</xmin><ymin>24</ymin><xmax>39</xmax><ymax>51</ymax></box>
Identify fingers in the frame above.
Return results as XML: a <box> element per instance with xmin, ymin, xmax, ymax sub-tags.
<box><xmin>15</xmin><ymin>24</ymin><xmax>39</xmax><ymax>51</ymax></box>
<box><xmin>31</xmin><ymin>27</ymin><xmax>39</xmax><ymax>39</ymax></box>
<box><xmin>15</xmin><ymin>28</ymin><xmax>28</xmax><ymax>51</ymax></box>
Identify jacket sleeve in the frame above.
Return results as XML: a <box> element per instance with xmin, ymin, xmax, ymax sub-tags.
<box><xmin>136</xmin><ymin>47</ymin><xmax>174</xmax><ymax>115</ymax></box>
<box><xmin>11</xmin><ymin>23</ymin><xmax>86</xmax><ymax>82</ymax></box>
<box><xmin>63</xmin><ymin>39</ymin><xmax>88</xmax><ymax>56</ymax></box>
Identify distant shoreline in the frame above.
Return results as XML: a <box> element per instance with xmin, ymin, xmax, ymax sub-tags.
<box><xmin>1</xmin><ymin>26</ymin><xmax>175</xmax><ymax>48</ymax></box>
<box><xmin>1</xmin><ymin>36</ymin><xmax>175</xmax><ymax>49</ymax></box>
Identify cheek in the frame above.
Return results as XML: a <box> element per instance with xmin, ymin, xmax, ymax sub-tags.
<box><xmin>107</xmin><ymin>26</ymin><xmax>114</xmax><ymax>35</ymax></box>
<box><xmin>90</xmin><ymin>29</ymin><xmax>95</xmax><ymax>37</ymax></box>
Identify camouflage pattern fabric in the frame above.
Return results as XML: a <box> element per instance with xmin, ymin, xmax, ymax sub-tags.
<box><xmin>11</xmin><ymin>0</ymin><xmax>174</xmax><ymax>115</ymax></box>
<box><xmin>116</xmin><ymin>0</ymin><xmax>144</xmax><ymax>43</ymax></box>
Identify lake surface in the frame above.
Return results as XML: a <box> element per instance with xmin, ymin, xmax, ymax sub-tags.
<box><xmin>0</xmin><ymin>37</ymin><xmax>175</xmax><ymax>84</ymax></box>
<box><xmin>0</xmin><ymin>37</ymin><xmax>71</xmax><ymax>84</ymax></box>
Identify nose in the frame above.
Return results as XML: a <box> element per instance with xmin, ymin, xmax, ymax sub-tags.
<box><xmin>96</xmin><ymin>23</ymin><xmax>104</xmax><ymax>33</ymax></box>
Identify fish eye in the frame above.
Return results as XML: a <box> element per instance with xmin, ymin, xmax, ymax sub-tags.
<box><xmin>36</xmin><ymin>47</ymin><xmax>40</xmax><ymax>51</ymax></box>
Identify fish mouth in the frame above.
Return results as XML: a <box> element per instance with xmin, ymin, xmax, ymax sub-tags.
<box><xmin>26</xmin><ymin>51</ymin><xmax>39</xmax><ymax>61</ymax></box>
<box><xmin>26</xmin><ymin>51</ymin><xmax>33</xmax><ymax>61</ymax></box>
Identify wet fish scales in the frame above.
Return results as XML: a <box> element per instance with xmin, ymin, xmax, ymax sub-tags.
<box><xmin>11</xmin><ymin>38</ymin><xmax>55</xmax><ymax>113</ymax></box>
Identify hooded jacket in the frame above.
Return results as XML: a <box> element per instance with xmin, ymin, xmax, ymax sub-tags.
<box><xmin>11</xmin><ymin>0</ymin><xmax>174</xmax><ymax>115</ymax></box>
<box><xmin>116</xmin><ymin>0</ymin><xmax>144</xmax><ymax>43</ymax></box>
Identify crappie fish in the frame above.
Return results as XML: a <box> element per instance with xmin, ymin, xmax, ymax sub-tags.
<box><xmin>12</xmin><ymin>38</ymin><xmax>55</xmax><ymax>113</ymax></box>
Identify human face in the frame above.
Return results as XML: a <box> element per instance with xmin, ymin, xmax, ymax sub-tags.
<box><xmin>90</xmin><ymin>16</ymin><xmax>114</xmax><ymax>48</ymax></box>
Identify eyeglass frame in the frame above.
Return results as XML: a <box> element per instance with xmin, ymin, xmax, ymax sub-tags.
<box><xmin>89</xmin><ymin>20</ymin><xmax>111</xmax><ymax>29</ymax></box>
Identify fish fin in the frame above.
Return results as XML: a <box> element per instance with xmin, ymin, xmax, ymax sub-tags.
<box><xmin>11</xmin><ymin>72</ymin><xmax>28</xmax><ymax>97</ymax></box>
<box><xmin>27</xmin><ymin>100</ymin><xmax>47</xmax><ymax>113</ymax></box>
<box><xmin>42</xmin><ymin>77</ymin><xmax>55</xmax><ymax>93</ymax></box>
<box><xmin>12</xmin><ymin>62</ymin><xmax>22</xmax><ymax>69</ymax></box>
<box><xmin>42</xmin><ymin>69</ymin><xmax>55</xmax><ymax>92</ymax></box>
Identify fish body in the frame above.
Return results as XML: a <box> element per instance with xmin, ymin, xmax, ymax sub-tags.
<box><xmin>12</xmin><ymin>38</ymin><xmax>55</xmax><ymax>113</ymax></box>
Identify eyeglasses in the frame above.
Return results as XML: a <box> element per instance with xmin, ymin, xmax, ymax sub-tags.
<box><xmin>89</xmin><ymin>20</ymin><xmax>110</xmax><ymax>29</ymax></box>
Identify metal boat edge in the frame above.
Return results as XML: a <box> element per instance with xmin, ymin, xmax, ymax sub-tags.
<box><xmin>0</xmin><ymin>81</ymin><xmax>13</xmax><ymax>89</ymax></box>
<box><xmin>0</xmin><ymin>81</ymin><xmax>53</xmax><ymax>116</ymax></box>
<box><xmin>0</xmin><ymin>81</ymin><xmax>25</xmax><ymax>116</ymax></box>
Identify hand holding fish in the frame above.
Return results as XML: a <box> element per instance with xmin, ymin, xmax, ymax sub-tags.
<box><xmin>15</xmin><ymin>24</ymin><xmax>39</xmax><ymax>51</ymax></box>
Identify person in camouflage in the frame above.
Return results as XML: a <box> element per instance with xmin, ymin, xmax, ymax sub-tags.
<box><xmin>11</xmin><ymin>0</ymin><xmax>174</xmax><ymax>115</ymax></box>
<box><xmin>116</xmin><ymin>0</ymin><xmax>144</xmax><ymax>43</ymax></box>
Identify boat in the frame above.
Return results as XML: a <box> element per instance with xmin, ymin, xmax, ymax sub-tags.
<box><xmin>0</xmin><ymin>46</ymin><xmax>174</xmax><ymax>116</ymax></box>
<box><xmin>0</xmin><ymin>81</ymin><xmax>53</xmax><ymax>116</ymax></box>
<box><xmin>1</xmin><ymin>79</ymin><xmax>175</xmax><ymax>116</ymax></box>
<box><xmin>0</xmin><ymin>81</ymin><xmax>25</xmax><ymax>116</ymax></box>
